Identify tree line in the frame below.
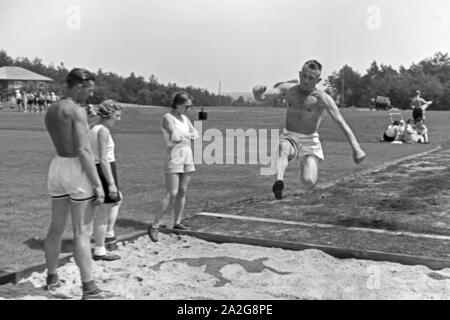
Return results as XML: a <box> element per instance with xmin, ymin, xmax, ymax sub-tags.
<box><xmin>325</xmin><ymin>52</ymin><xmax>450</xmax><ymax>110</ymax></box>
<box><xmin>2</xmin><ymin>49</ymin><xmax>449</xmax><ymax>110</ymax></box>
<box><xmin>0</xmin><ymin>50</ymin><xmax>255</xmax><ymax>107</ymax></box>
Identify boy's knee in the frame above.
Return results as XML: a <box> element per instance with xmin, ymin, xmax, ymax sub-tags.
<box><xmin>279</xmin><ymin>141</ymin><xmax>292</xmax><ymax>157</ymax></box>
<box><xmin>300</xmin><ymin>165</ymin><xmax>318</xmax><ymax>189</ymax></box>
<box><xmin>73</xmin><ymin>224</ymin><xmax>93</xmax><ymax>239</ymax></box>
<box><xmin>47</xmin><ymin>222</ymin><xmax>66</xmax><ymax>239</ymax></box>
<box><xmin>46</xmin><ymin>228</ymin><xmax>64</xmax><ymax>241</ymax></box>
<box><xmin>301</xmin><ymin>175</ymin><xmax>317</xmax><ymax>189</ymax></box>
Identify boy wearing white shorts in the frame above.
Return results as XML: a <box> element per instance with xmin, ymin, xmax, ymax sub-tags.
<box><xmin>253</xmin><ymin>60</ymin><xmax>366</xmax><ymax>199</ymax></box>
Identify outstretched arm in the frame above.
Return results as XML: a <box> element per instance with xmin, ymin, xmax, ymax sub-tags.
<box><xmin>322</xmin><ymin>93</ymin><xmax>366</xmax><ymax>164</ymax></box>
<box><xmin>420</xmin><ymin>98</ymin><xmax>432</xmax><ymax>110</ymax></box>
<box><xmin>252</xmin><ymin>81</ymin><xmax>296</xmax><ymax>103</ymax></box>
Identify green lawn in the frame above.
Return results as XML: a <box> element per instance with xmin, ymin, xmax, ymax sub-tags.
<box><xmin>1</xmin><ymin>106</ymin><xmax>449</xmax><ymax>271</ymax></box>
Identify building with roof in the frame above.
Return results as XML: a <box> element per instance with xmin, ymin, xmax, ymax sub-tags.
<box><xmin>0</xmin><ymin>66</ymin><xmax>53</xmax><ymax>95</ymax></box>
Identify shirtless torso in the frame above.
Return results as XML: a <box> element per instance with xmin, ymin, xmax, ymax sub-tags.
<box><xmin>45</xmin><ymin>96</ymin><xmax>103</xmax><ymax>204</ymax></box>
<box><xmin>253</xmin><ymin>60</ymin><xmax>366</xmax><ymax>199</ymax></box>
<box><xmin>258</xmin><ymin>82</ymin><xmax>356</xmax><ymax>141</ymax></box>
<box><xmin>284</xmin><ymin>86</ymin><xmax>328</xmax><ymax>134</ymax></box>
<box><xmin>45</xmin><ymin>98</ymin><xmax>86</xmax><ymax>157</ymax></box>
<box><xmin>253</xmin><ymin>70</ymin><xmax>366</xmax><ymax>163</ymax></box>
<box><xmin>411</xmin><ymin>96</ymin><xmax>432</xmax><ymax>110</ymax></box>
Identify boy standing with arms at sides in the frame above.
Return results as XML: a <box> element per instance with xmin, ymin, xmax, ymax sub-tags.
<box><xmin>45</xmin><ymin>68</ymin><xmax>113</xmax><ymax>299</ymax></box>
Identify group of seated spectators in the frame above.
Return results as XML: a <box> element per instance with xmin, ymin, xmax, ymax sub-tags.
<box><xmin>381</xmin><ymin>118</ymin><xmax>429</xmax><ymax>144</ymax></box>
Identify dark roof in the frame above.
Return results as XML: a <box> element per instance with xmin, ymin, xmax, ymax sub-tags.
<box><xmin>0</xmin><ymin>66</ymin><xmax>53</xmax><ymax>81</ymax></box>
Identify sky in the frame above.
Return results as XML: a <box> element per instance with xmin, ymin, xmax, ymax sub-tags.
<box><xmin>0</xmin><ymin>0</ymin><xmax>449</xmax><ymax>93</ymax></box>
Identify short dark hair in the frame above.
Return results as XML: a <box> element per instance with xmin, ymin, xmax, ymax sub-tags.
<box><xmin>66</xmin><ymin>68</ymin><xmax>95</xmax><ymax>89</ymax></box>
<box><xmin>303</xmin><ymin>59</ymin><xmax>322</xmax><ymax>72</ymax></box>
<box><xmin>171</xmin><ymin>91</ymin><xmax>192</xmax><ymax>108</ymax></box>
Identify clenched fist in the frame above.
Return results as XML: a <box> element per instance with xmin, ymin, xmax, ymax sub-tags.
<box><xmin>252</xmin><ymin>85</ymin><xmax>267</xmax><ymax>101</ymax></box>
<box><xmin>353</xmin><ymin>148</ymin><xmax>367</xmax><ymax>164</ymax></box>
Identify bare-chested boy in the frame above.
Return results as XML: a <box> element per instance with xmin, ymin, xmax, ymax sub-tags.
<box><xmin>411</xmin><ymin>90</ymin><xmax>432</xmax><ymax>122</ymax></box>
<box><xmin>253</xmin><ymin>60</ymin><xmax>366</xmax><ymax>199</ymax></box>
<box><xmin>44</xmin><ymin>68</ymin><xmax>112</xmax><ymax>299</ymax></box>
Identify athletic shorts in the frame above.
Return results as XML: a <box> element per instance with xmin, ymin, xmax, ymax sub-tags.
<box><xmin>165</xmin><ymin>145</ymin><xmax>195</xmax><ymax>174</ymax></box>
<box><xmin>47</xmin><ymin>156</ymin><xmax>95</xmax><ymax>202</ymax></box>
<box><xmin>412</xmin><ymin>108</ymin><xmax>423</xmax><ymax>121</ymax></box>
<box><xmin>280</xmin><ymin>128</ymin><xmax>324</xmax><ymax>161</ymax></box>
<box><xmin>95</xmin><ymin>161</ymin><xmax>121</xmax><ymax>204</ymax></box>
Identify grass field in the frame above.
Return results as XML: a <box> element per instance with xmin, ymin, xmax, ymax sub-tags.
<box><xmin>1</xmin><ymin>106</ymin><xmax>450</xmax><ymax>272</ymax></box>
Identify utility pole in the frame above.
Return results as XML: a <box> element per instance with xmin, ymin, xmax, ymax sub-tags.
<box><xmin>218</xmin><ymin>81</ymin><xmax>221</xmax><ymax>107</ymax></box>
<box><xmin>341</xmin><ymin>75</ymin><xmax>345</xmax><ymax>109</ymax></box>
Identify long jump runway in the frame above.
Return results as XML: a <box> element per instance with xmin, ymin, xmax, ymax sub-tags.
<box><xmin>171</xmin><ymin>147</ymin><xmax>450</xmax><ymax>270</ymax></box>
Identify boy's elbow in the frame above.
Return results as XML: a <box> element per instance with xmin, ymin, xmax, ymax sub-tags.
<box><xmin>77</xmin><ymin>147</ymin><xmax>91</xmax><ymax>158</ymax></box>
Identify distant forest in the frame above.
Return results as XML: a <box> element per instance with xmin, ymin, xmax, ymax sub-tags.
<box><xmin>2</xmin><ymin>50</ymin><xmax>450</xmax><ymax>109</ymax></box>
<box><xmin>325</xmin><ymin>52</ymin><xmax>450</xmax><ymax>110</ymax></box>
<box><xmin>0</xmin><ymin>50</ymin><xmax>254</xmax><ymax>107</ymax></box>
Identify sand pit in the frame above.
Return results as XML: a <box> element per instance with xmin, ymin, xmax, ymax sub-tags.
<box><xmin>1</xmin><ymin>233</ymin><xmax>449</xmax><ymax>300</ymax></box>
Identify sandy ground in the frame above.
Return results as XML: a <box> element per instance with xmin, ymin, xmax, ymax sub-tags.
<box><xmin>1</xmin><ymin>233</ymin><xmax>449</xmax><ymax>300</ymax></box>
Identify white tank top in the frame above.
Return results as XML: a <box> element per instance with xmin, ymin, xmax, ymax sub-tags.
<box><xmin>162</xmin><ymin>113</ymin><xmax>191</xmax><ymax>147</ymax></box>
<box><xmin>89</xmin><ymin>124</ymin><xmax>115</xmax><ymax>163</ymax></box>
<box><xmin>385</xmin><ymin>125</ymin><xmax>397</xmax><ymax>138</ymax></box>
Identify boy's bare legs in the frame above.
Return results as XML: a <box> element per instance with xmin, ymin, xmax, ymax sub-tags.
<box><xmin>70</xmin><ymin>200</ymin><xmax>95</xmax><ymax>282</ymax></box>
<box><xmin>45</xmin><ymin>197</ymin><xmax>70</xmax><ymax>287</ymax></box>
<box><xmin>273</xmin><ymin>141</ymin><xmax>295</xmax><ymax>199</ymax></box>
<box><xmin>94</xmin><ymin>205</ymin><xmax>107</xmax><ymax>249</ymax></box>
<box><xmin>300</xmin><ymin>155</ymin><xmax>320</xmax><ymax>190</ymax></box>
<box><xmin>276</xmin><ymin>141</ymin><xmax>294</xmax><ymax>181</ymax></box>
<box><xmin>71</xmin><ymin>200</ymin><xmax>116</xmax><ymax>298</ymax></box>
